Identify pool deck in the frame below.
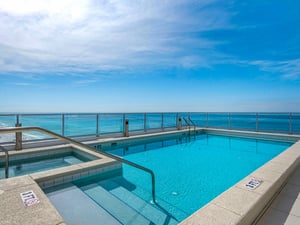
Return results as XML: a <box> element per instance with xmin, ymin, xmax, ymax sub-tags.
<box><xmin>0</xmin><ymin>128</ymin><xmax>300</xmax><ymax>225</ymax></box>
<box><xmin>256</xmin><ymin>165</ymin><xmax>300</xmax><ymax>225</ymax></box>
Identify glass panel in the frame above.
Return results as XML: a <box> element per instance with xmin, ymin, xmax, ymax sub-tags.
<box><xmin>163</xmin><ymin>113</ymin><xmax>177</xmax><ymax>128</ymax></box>
<box><xmin>146</xmin><ymin>113</ymin><xmax>162</xmax><ymax>129</ymax></box>
<box><xmin>20</xmin><ymin>114</ymin><xmax>62</xmax><ymax>140</ymax></box>
<box><xmin>99</xmin><ymin>114</ymin><xmax>123</xmax><ymax>134</ymax></box>
<box><xmin>125</xmin><ymin>113</ymin><xmax>144</xmax><ymax>131</ymax></box>
<box><xmin>0</xmin><ymin>115</ymin><xmax>16</xmax><ymax>127</ymax></box>
<box><xmin>291</xmin><ymin>113</ymin><xmax>300</xmax><ymax>134</ymax></box>
<box><xmin>64</xmin><ymin>114</ymin><xmax>97</xmax><ymax>136</ymax></box>
<box><xmin>0</xmin><ymin>115</ymin><xmax>16</xmax><ymax>143</ymax></box>
<box><xmin>258</xmin><ymin>113</ymin><xmax>290</xmax><ymax>134</ymax></box>
<box><xmin>230</xmin><ymin>113</ymin><xmax>256</xmax><ymax>131</ymax></box>
<box><xmin>207</xmin><ymin>113</ymin><xmax>229</xmax><ymax>129</ymax></box>
<box><xmin>190</xmin><ymin>113</ymin><xmax>206</xmax><ymax>127</ymax></box>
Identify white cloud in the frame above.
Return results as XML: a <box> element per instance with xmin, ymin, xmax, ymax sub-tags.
<box><xmin>0</xmin><ymin>0</ymin><xmax>232</xmax><ymax>75</ymax></box>
<box><xmin>249</xmin><ymin>59</ymin><xmax>300</xmax><ymax>80</ymax></box>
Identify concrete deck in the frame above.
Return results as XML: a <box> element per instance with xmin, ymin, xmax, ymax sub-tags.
<box><xmin>0</xmin><ymin>176</ymin><xmax>65</xmax><ymax>225</ymax></box>
<box><xmin>256</xmin><ymin>165</ymin><xmax>300</xmax><ymax>225</ymax></box>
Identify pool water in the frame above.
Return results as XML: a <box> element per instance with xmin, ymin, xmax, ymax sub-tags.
<box><xmin>104</xmin><ymin>134</ymin><xmax>292</xmax><ymax>217</ymax></box>
<box><xmin>0</xmin><ymin>152</ymin><xmax>90</xmax><ymax>179</ymax></box>
<box><xmin>45</xmin><ymin>134</ymin><xmax>292</xmax><ymax>224</ymax></box>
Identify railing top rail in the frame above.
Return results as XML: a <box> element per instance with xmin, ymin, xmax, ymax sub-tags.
<box><xmin>0</xmin><ymin>126</ymin><xmax>156</xmax><ymax>203</ymax></box>
<box><xmin>1</xmin><ymin>112</ymin><xmax>300</xmax><ymax>117</ymax></box>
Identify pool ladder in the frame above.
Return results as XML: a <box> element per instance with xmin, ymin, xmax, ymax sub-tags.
<box><xmin>183</xmin><ymin>117</ymin><xmax>196</xmax><ymax>135</ymax></box>
<box><xmin>0</xmin><ymin>126</ymin><xmax>157</xmax><ymax>204</ymax></box>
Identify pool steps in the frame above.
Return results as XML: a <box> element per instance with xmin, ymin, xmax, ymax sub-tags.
<box><xmin>47</xmin><ymin>175</ymin><xmax>179</xmax><ymax>225</ymax></box>
<box><xmin>84</xmin><ymin>184</ymin><xmax>152</xmax><ymax>225</ymax></box>
<box><xmin>80</xmin><ymin>176</ymin><xmax>179</xmax><ymax>225</ymax></box>
<box><xmin>97</xmin><ymin>178</ymin><xmax>179</xmax><ymax>225</ymax></box>
<box><xmin>46</xmin><ymin>183</ymin><xmax>122</xmax><ymax>225</ymax></box>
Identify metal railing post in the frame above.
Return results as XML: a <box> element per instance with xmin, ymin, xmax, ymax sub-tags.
<box><xmin>161</xmin><ymin>113</ymin><xmax>164</xmax><ymax>130</ymax></box>
<box><xmin>96</xmin><ymin>114</ymin><xmax>99</xmax><ymax>137</ymax></box>
<box><xmin>228</xmin><ymin>113</ymin><xmax>231</xmax><ymax>129</ymax></box>
<box><xmin>289</xmin><ymin>113</ymin><xmax>293</xmax><ymax>134</ymax></box>
<box><xmin>256</xmin><ymin>113</ymin><xmax>258</xmax><ymax>132</ymax></box>
<box><xmin>124</xmin><ymin>119</ymin><xmax>129</xmax><ymax>137</ymax></box>
<box><xmin>206</xmin><ymin>113</ymin><xmax>208</xmax><ymax>128</ymax></box>
<box><xmin>144</xmin><ymin>113</ymin><xmax>147</xmax><ymax>132</ymax></box>
<box><xmin>123</xmin><ymin>113</ymin><xmax>125</xmax><ymax>133</ymax></box>
<box><xmin>178</xmin><ymin>117</ymin><xmax>182</xmax><ymax>130</ymax></box>
<box><xmin>15</xmin><ymin>115</ymin><xmax>22</xmax><ymax>150</ymax></box>
<box><xmin>62</xmin><ymin>114</ymin><xmax>65</xmax><ymax>136</ymax></box>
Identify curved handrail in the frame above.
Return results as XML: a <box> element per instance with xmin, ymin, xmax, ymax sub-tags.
<box><xmin>183</xmin><ymin>117</ymin><xmax>196</xmax><ymax>133</ymax></box>
<box><xmin>0</xmin><ymin>126</ymin><xmax>156</xmax><ymax>203</ymax></box>
<box><xmin>0</xmin><ymin>145</ymin><xmax>9</xmax><ymax>178</ymax></box>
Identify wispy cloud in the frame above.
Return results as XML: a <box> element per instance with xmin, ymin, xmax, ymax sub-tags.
<box><xmin>0</xmin><ymin>0</ymin><xmax>232</xmax><ymax>75</ymax></box>
<box><xmin>248</xmin><ymin>59</ymin><xmax>300</xmax><ymax>80</ymax></box>
<box><xmin>8</xmin><ymin>82</ymin><xmax>36</xmax><ymax>86</ymax></box>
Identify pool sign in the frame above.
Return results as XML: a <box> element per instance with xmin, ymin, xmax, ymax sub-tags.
<box><xmin>245</xmin><ymin>178</ymin><xmax>263</xmax><ymax>190</ymax></box>
<box><xmin>20</xmin><ymin>190</ymin><xmax>40</xmax><ymax>207</ymax></box>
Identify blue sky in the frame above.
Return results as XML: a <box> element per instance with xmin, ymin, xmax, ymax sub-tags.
<box><xmin>0</xmin><ymin>0</ymin><xmax>299</xmax><ymax>112</ymax></box>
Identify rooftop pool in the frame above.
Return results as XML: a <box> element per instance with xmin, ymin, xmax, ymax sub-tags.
<box><xmin>45</xmin><ymin>132</ymin><xmax>293</xmax><ymax>224</ymax></box>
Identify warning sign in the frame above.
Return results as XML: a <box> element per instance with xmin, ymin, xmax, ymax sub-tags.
<box><xmin>20</xmin><ymin>190</ymin><xmax>40</xmax><ymax>207</ymax></box>
<box><xmin>245</xmin><ymin>178</ymin><xmax>263</xmax><ymax>190</ymax></box>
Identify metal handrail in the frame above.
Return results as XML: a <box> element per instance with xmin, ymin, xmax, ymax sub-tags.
<box><xmin>0</xmin><ymin>126</ymin><xmax>156</xmax><ymax>203</ymax></box>
<box><xmin>183</xmin><ymin>117</ymin><xmax>196</xmax><ymax>133</ymax></box>
<box><xmin>0</xmin><ymin>145</ymin><xmax>9</xmax><ymax>178</ymax></box>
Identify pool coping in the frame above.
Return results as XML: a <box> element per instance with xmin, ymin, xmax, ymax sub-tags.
<box><xmin>0</xmin><ymin>128</ymin><xmax>300</xmax><ymax>225</ymax></box>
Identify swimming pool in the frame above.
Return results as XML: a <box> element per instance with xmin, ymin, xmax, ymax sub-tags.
<box><xmin>45</xmin><ymin>133</ymin><xmax>293</xmax><ymax>224</ymax></box>
<box><xmin>0</xmin><ymin>149</ymin><xmax>96</xmax><ymax>179</ymax></box>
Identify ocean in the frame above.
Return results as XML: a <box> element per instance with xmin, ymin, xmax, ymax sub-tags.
<box><xmin>0</xmin><ymin>113</ymin><xmax>299</xmax><ymax>142</ymax></box>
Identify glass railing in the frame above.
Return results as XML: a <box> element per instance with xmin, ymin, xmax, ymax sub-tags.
<box><xmin>0</xmin><ymin>112</ymin><xmax>300</xmax><ymax>143</ymax></box>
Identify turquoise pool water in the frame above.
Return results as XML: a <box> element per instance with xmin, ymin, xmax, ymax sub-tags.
<box><xmin>0</xmin><ymin>152</ymin><xmax>90</xmax><ymax>179</ymax></box>
<box><xmin>45</xmin><ymin>134</ymin><xmax>292</xmax><ymax>224</ymax></box>
<box><xmin>103</xmin><ymin>134</ymin><xmax>292</xmax><ymax>217</ymax></box>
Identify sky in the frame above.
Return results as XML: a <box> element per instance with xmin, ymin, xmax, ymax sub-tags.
<box><xmin>0</xmin><ymin>0</ymin><xmax>300</xmax><ymax>113</ymax></box>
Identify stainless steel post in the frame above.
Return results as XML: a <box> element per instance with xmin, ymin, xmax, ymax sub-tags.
<box><xmin>178</xmin><ymin>117</ymin><xmax>182</xmax><ymax>130</ymax></box>
<box><xmin>62</xmin><ymin>114</ymin><xmax>65</xmax><ymax>136</ymax></box>
<box><xmin>144</xmin><ymin>113</ymin><xmax>147</xmax><ymax>132</ymax></box>
<box><xmin>15</xmin><ymin>122</ymin><xmax>22</xmax><ymax>150</ymax></box>
<box><xmin>124</xmin><ymin>119</ymin><xmax>129</xmax><ymax>137</ymax></box>
<box><xmin>256</xmin><ymin>113</ymin><xmax>258</xmax><ymax>132</ymax></box>
<box><xmin>161</xmin><ymin>113</ymin><xmax>164</xmax><ymax>130</ymax></box>
<box><xmin>96</xmin><ymin>114</ymin><xmax>99</xmax><ymax>137</ymax></box>
<box><xmin>290</xmin><ymin>113</ymin><xmax>293</xmax><ymax>134</ymax></box>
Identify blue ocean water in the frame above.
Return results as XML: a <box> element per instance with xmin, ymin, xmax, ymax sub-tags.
<box><xmin>0</xmin><ymin>113</ymin><xmax>300</xmax><ymax>142</ymax></box>
<box><xmin>107</xmin><ymin>134</ymin><xmax>291</xmax><ymax>218</ymax></box>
